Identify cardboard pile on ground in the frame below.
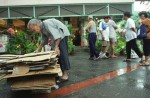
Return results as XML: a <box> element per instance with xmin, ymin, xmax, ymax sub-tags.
<box><xmin>11</xmin><ymin>75</ymin><xmax>56</xmax><ymax>91</ymax></box>
<box><xmin>0</xmin><ymin>51</ymin><xmax>61</xmax><ymax>91</ymax></box>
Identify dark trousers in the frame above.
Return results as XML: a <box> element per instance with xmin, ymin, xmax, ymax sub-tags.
<box><xmin>143</xmin><ymin>39</ymin><xmax>150</xmax><ymax>56</ymax></box>
<box><xmin>58</xmin><ymin>37</ymin><xmax>70</xmax><ymax>71</ymax></box>
<box><xmin>126</xmin><ymin>39</ymin><xmax>143</xmax><ymax>59</ymax></box>
<box><xmin>88</xmin><ymin>33</ymin><xmax>99</xmax><ymax>58</ymax></box>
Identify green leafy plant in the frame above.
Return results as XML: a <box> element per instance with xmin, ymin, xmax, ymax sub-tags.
<box><xmin>6</xmin><ymin>31</ymin><xmax>39</xmax><ymax>54</ymax></box>
<box><xmin>96</xmin><ymin>40</ymin><xmax>102</xmax><ymax>51</ymax></box>
<box><xmin>115</xmin><ymin>32</ymin><xmax>126</xmax><ymax>55</ymax></box>
<box><xmin>67</xmin><ymin>24</ymin><xmax>75</xmax><ymax>54</ymax></box>
<box><xmin>68</xmin><ymin>37</ymin><xmax>75</xmax><ymax>54</ymax></box>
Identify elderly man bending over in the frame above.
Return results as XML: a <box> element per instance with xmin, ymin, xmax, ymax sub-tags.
<box><xmin>27</xmin><ymin>18</ymin><xmax>70</xmax><ymax>83</ymax></box>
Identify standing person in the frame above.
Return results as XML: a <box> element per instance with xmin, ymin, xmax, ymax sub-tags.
<box><xmin>85</xmin><ymin>15</ymin><xmax>100</xmax><ymax>60</ymax></box>
<box><xmin>139</xmin><ymin>11</ymin><xmax>150</xmax><ymax>66</ymax></box>
<box><xmin>122</xmin><ymin>12</ymin><xmax>144</xmax><ymax>62</ymax></box>
<box><xmin>99</xmin><ymin>16</ymin><xmax>110</xmax><ymax>59</ymax></box>
<box><xmin>27</xmin><ymin>18</ymin><xmax>71</xmax><ymax>82</ymax></box>
<box><xmin>108</xmin><ymin>16</ymin><xmax>118</xmax><ymax>58</ymax></box>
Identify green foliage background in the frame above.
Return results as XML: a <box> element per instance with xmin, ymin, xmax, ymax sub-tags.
<box><xmin>7</xmin><ymin>31</ymin><xmax>40</xmax><ymax>54</ymax></box>
<box><xmin>67</xmin><ymin>24</ymin><xmax>75</xmax><ymax>53</ymax></box>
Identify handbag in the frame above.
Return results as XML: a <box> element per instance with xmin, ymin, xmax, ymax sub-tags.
<box><xmin>137</xmin><ymin>24</ymin><xmax>147</xmax><ymax>39</ymax></box>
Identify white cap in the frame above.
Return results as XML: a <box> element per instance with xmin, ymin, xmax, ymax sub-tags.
<box><xmin>88</xmin><ymin>15</ymin><xmax>93</xmax><ymax>19</ymax></box>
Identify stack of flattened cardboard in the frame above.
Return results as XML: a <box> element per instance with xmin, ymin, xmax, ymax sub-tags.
<box><xmin>0</xmin><ymin>51</ymin><xmax>61</xmax><ymax>91</ymax></box>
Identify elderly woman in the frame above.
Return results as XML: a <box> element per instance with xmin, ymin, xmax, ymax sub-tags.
<box><xmin>139</xmin><ymin>11</ymin><xmax>150</xmax><ymax>66</ymax></box>
<box><xmin>27</xmin><ymin>18</ymin><xmax>70</xmax><ymax>82</ymax></box>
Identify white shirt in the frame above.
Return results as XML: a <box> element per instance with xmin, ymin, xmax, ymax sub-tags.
<box><xmin>124</xmin><ymin>18</ymin><xmax>137</xmax><ymax>42</ymax></box>
<box><xmin>99</xmin><ymin>22</ymin><xmax>109</xmax><ymax>41</ymax></box>
<box><xmin>108</xmin><ymin>20</ymin><xmax>117</xmax><ymax>38</ymax></box>
<box><xmin>41</xmin><ymin>19</ymin><xmax>70</xmax><ymax>48</ymax></box>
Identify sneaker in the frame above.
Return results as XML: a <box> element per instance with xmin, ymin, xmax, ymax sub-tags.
<box><xmin>101</xmin><ymin>54</ymin><xmax>109</xmax><ymax>59</ymax></box>
<box><xmin>99</xmin><ymin>52</ymin><xmax>102</xmax><ymax>56</ymax></box>
<box><xmin>99</xmin><ymin>52</ymin><xmax>103</xmax><ymax>58</ymax></box>
<box><xmin>94</xmin><ymin>55</ymin><xmax>100</xmax><ymax>60</ymax></box>
<box><xmin>123</xmin><ymin>59</ymin><xmax>131</xmax><ymax>62</ymax></box>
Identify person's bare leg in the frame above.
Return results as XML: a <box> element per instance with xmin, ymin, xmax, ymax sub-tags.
<box><xmin>111</xmin><ymin>42</ymin><xmax>117</xmax><ymax>58</ymax></box>
<box><xmin>109</xmin><ymin>42</ymin><xmax>113</xmax><ymax>57</ymax></box>
<box><xmin>139</xmin><ymin>55</ymin><xmax>145</xmax><ymax>64</ymax></box>
<box><xmin>102</xmin><ymin>46</ymin><xmax>107</xmax><ymax>54</ymax></box>
<box><xmin>61</xmin><ymin>70</ymin><xmax>68</xmax><ymax>80</ymax></box>
<box><xmin>144</xmin><ymin>56</ymin><xmax>150</xmax><ymax>65</ymax></box>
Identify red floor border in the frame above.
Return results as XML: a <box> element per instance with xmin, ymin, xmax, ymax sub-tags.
<box><xmin>33</xmin><ymin>64</ymin><xmax>141</xmax><ymax>98</ymax></box>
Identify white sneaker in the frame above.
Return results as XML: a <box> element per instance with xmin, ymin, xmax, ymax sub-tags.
<box><xmin>99</xmin><ymin>52</ymin><xmax>103</xmax><ymax>58</ymax></box>
<box><xmin>102</xmin><ymin>54</ymin><xmax>109</xmax><ymax>59</ymax></box>
<box><xmin>94</xmin><ymin>55</ymin><xmax>100</xmax><ymax>61</ymax></box>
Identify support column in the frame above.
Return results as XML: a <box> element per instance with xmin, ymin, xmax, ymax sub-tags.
<box><xmin>33</xmin><ymin>6</ymin><xmax>36</xmax><ymax>18</ymax></box>
<box><xmin>8</xmin><ymin>7</ymin><xmax>10</xmax><ymax>19</ymax></box>
<box><xmin>107</xmin><ymin>4</ymin><xmax>110</xmax><ymax>15</ymax></box>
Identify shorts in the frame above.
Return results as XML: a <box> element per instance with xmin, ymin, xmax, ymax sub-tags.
<box><xmin>109</xmin><ymin>38</ymin><xmax>117</xmax><ymax>43</ymax></box>
<box><xmin>102</xmin><ymin>41</ymin><xmax>110</xmax><ymax>47</ymax></box>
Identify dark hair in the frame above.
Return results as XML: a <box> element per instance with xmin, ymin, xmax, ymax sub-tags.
<box><xmin>123</xmin><ymin>12</ymin><xmax>131</xmax><ymax>18</ymax></box>
<box><xmin>104</xmin><ymin>16</ymin><xmax>109</xmax><ymax>19</ymax></box>
<box><xmin>108</xmin><ymin>16</ymin><xmax>111</xmax><ymax>19</ymax></box>
<box><xmin>139</xmin><ymin>11</ymin><xmax>148</xmax><ymax>18</ymax></box>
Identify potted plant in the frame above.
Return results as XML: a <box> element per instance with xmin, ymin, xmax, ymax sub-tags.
<box><xmin>6</xmin><ymin>31</ymin><xmax>39</xmax><ymax>54</ymax></box>
<box><xmin>114</xmin><ymin>32</ymin><xmax>126</xmax><ymax>56</ymax></box>
<box><xmin>68</xmin><ymin>37</ymin><xmax>75</xmax><ymax>55</ymax></box>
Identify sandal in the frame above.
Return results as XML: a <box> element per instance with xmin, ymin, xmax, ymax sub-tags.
<box><xmin>123</xmin><ymin>59</ymin><xmax>131</xmax><ymax>62</ymax></box>
<box><xmin>141</xmin><ymin>62</ymin><xmax>150</xmax><ymax>66</ymax></box>
<box><xmin>139</xmin><ymin>60</ymin><xmax>145</xmax><ymax>64</ymax></box>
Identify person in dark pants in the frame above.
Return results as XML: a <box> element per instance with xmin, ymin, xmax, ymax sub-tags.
<box><xmin>85</xmin><ymin>15</ymin><xmax>100</xmax><ymax>60</ymax></box>
<box><xmin>126</xmin><ymin>39</ymin><xmax>143</xmax><ymax>60</ymax></box>
<box><xmin>27</xmin><ymin>18</ymin><xmax>70</xmax><ymax>83</ymax></box>
<box><xmin>122</xmin><ymin>12</ymin><xmax>144</xmax><ymax>62</ymax></box>
<box><xmin>139</xmin><ymin>11</ymin><xmax>150</xmax><ymax>66</ymax></box>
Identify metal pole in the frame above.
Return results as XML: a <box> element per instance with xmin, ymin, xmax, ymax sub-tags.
<box><xmin>33</xmin><ymin>6</ymin><xmax>36</xmax><ymax>18</ymax></box>
<box><xmin>58</xmin><ymin>5</ymin><xmax>60</xmax><ymax>16</ymax></box>
<box><xmin>107</xmin><ymin>4</ymin><xmax>110</xmax><ymax>15</ymax></box>
<box><xmin>83</xmin><ymin>4</ymin><xmax>85</xmax><ymax>15</ymax></box>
